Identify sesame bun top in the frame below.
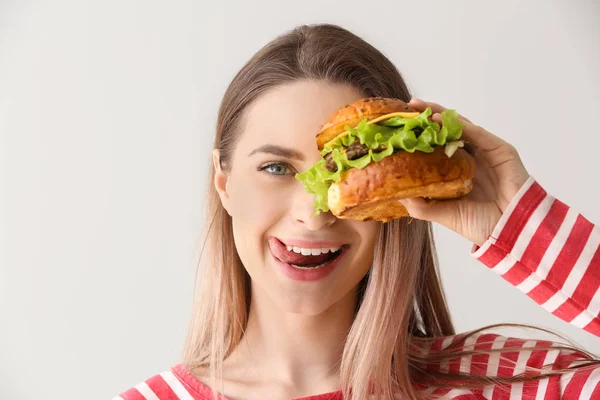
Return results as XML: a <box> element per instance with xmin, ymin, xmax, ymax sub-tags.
<box><xmin>316</xmin><ymin>97</ymin><xmax>417</xmax><ymax>150</ymax></box>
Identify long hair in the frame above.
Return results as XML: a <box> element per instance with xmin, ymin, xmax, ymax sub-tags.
<box><xmin>182</xmin><ymin>24</ymin><xmax>599</xmax><ymax>399</ymax></box>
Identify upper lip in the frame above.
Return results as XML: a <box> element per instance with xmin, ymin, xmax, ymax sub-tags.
<box><xmin>274</xmin><ymin>237</ymin><xmax>349</xmax><ymax>249</ymax></box>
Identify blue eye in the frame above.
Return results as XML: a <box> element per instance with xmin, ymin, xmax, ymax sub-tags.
<box><xmin>259</xmin><ymin>162</ymin><xmax>292</xmax><ymax>176</ymax></box>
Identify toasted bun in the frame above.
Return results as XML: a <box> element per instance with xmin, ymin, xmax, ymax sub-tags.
<box><xmin>317</xmin><ymin>97</ymin><xmax>416</xmax><ymax>150</ymax></box>
<box><xmin>327</xmin><ymin>146</ymin><xmax>476</xmax><ymax>222</ymax></box>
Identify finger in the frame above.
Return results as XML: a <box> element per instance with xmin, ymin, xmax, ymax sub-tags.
<box><xmin>431</xmin><ymin>113</ymin><xmax>478</xmax><ymax>153</ymax></box>
<box><xmin>424</xmin><ymin>101</ymin><xmax>473</xmax><ymax>124</ymax></box>
<box><xmin>458</xmin><ymin>119</ymin><xmax>509</xmax><ymax>153</ymax></box>
<box><xmin>410</xmin><ymin>98</ymin><xmax>472</xmax><ymax>123</ymax></box>
<box><xmin>431</xmin><ymin>112</ymin><xmax>471</xmax><ymax>127</ymax></box>
<box><xmin>398</xmin><ymin>197</ymin><xmax>461</xmax><ymax>232</ymax></box>
<box><xmin>415</xmin><ymin>99</ymin><xmax>447</xmax><ymax>115</ymax></box>
<box><xmin>431</xmin><ymin>113</ymin><xmax>503</xmax><ymax>154</ymax></box>
<box><xmin>407</xmin><ymin>97</ymin><xmax>428</xmax><ymax>112</ymax></box>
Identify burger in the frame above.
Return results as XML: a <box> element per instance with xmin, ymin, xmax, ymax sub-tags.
<box><xmin>295</xmin><ymin>97</ymin><xmax>476</xmax><ymax>222</ymax></box>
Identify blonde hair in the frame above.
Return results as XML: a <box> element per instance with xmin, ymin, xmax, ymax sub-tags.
<box><xmin>182</xmin><ymin>24</ymin><xmax>599</xmax><ymax>399</ymax></box>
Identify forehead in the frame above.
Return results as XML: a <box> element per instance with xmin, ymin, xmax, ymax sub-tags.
<box><xmin>240</xmin><ymin>80</ymin><xmax>362</xmax><ymax>151</ymax></box>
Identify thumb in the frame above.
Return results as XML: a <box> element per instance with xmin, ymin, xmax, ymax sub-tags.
<box><xmin>398</xmin><ymin>197</ymin><xmax>461</xmax><ymax>231</ymax></box>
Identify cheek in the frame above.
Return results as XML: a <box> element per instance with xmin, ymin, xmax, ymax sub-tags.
<box><xmin>226</xmin><ymin>171</ymin><xmax>293</xmax><ymax>266</ymax></box>
<box><xmin>227</xmin><ymin>172</ymin><xmax>292</xmax><ymax>222</ymax></box>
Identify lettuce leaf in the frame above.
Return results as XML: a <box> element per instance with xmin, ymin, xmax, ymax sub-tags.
<box><xmin>295</xmin><ymin>107</ymin><xmax>464</xmax><ymax>214</ymax></box>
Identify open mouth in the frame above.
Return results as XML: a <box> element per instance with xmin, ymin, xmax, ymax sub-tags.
<box><xmin>270</xmin><ymin>238</ymin><xmax>349</xmax><ymax>270</ymax></box>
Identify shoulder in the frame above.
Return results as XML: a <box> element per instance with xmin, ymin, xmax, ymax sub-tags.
<box><xmin>112</xmin><ymin>364</ymin><xmax>213</xmax><ymax>400</ymax></box>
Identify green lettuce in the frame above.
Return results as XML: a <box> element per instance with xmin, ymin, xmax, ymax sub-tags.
<box><xmin>295</xmin><ymin>107</ymin><xmax>464</xmax><ymax>214</ymax></box>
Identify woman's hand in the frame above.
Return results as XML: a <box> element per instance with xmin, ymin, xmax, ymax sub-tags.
<box><xmin>398</xmin><ymin>98</ymin><xmax>531</xmax><ymax>247</ymax></box>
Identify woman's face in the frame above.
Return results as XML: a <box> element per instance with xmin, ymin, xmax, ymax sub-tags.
<box><xmin>215</xmin><ymin>80</ymin><xmax>378</xmax><ymax>315</ymax></box>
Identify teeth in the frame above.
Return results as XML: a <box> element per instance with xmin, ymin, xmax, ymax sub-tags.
<box><xmin>285</xmin><ymin>245</ymin><xmax>341</xmax><ymax>255</ymax></box>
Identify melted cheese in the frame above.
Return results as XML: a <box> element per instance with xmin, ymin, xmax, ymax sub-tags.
<box><xmin>366</xmin><ymin>112</ymin><xmax>420</xmax><ymax>125</ymax></box>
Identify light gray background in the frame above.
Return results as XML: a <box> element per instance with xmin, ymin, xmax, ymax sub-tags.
<box><xmin>1</xmin><ymin>1</ymin><xmax>599</xmax><ymax>399</ymax></box>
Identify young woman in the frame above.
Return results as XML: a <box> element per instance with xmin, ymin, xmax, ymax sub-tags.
<box><xmin>114</xmin><ymin>24</ymin><xmax>600</xmax><ymax>400</ymax></box>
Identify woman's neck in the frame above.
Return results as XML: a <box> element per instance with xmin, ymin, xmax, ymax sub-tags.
<box><xmin>223</xmin><ymin>282</ymin><xmax>358</xmax><ymax>392</ymax></box>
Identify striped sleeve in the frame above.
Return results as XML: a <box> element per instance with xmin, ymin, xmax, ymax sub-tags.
<box><xmin>421</xmin><ymin>332</ymin><xmax>600</xmax><ymax>399</ymax></box>
<box><xmin>471</xmin><ymin>176</ymin><xmax>600</xmax><ymax>337</ymax></box>
<box><xmin>113</xmin><ymin>369</ymin><xmax>199</xmax><ymax>400</ymax></box>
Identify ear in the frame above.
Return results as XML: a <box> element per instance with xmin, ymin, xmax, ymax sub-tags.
<box><xmin>213</xmin><ymin>149</ymin><xmax>231</xmax><ymax>215</ymax></box>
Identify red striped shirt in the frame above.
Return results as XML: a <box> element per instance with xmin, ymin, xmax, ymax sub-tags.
<box><xmin>114</xmin><ymin>177</ymin><xmax>600</xmax><ymax>399</ymax></box>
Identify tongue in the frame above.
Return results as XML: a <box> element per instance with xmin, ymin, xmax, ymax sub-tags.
<box><xmin>284</xmin><ymin>251</ymin><xmax>334</xmax><ymax>266</ymax></box>
<box><xmin>269</xmin><ymin>238</ymin><xmax>337</xmax><ymax>266</ymax></box>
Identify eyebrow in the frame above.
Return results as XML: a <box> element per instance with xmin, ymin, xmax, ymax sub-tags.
<box><xmin>247</xmin><ymin>144</ymin><xmax>305</xmax><ymax>161</ymax></box>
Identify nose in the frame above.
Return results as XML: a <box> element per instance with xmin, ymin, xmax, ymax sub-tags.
<box><xmin>292</xmin><ymin>183</ymin><xmax>337</xmax><ymax>230</ymax></box>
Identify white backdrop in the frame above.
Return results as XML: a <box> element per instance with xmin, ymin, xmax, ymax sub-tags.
<box><xmin>1</xmin><ymin>1</ymin><xmax>599</xmax><ymax>399</ymax></box>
